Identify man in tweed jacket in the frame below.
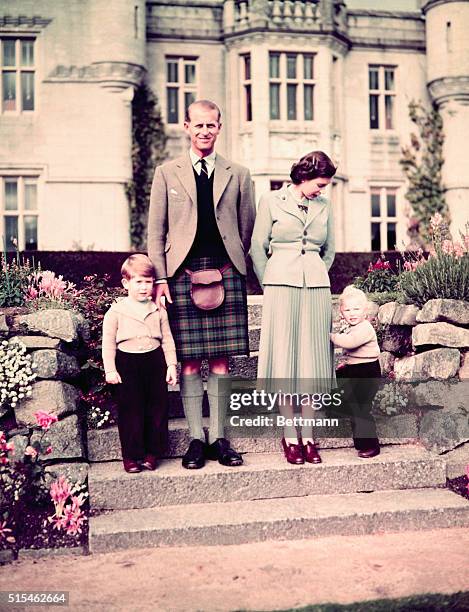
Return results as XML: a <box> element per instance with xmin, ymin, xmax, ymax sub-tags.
<box><xmin>148</xmin><ymin>99</ymin><xmax>255</xmax><ymax>470</ymax></box>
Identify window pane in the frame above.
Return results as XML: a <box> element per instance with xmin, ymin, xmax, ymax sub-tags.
<box><xmin>21</xmin><ymin>40</ymin><xmax>34</xmax><ymax>66</ymax></box>
<box><xmin>2</xmin><ymin>72</ymin><xmax>16</xmax><ymax>111</ymax></box>
<box><xmin>287</xmin><ymin>84</ymin><xmax>297</xmax><ymax>120</ymax></box>
<box><xmin>303</xmin><ymin>54</ymin><xmax>314</xmax><ymax>80</ymax></box>
<box><xmin>387</xmin><ymin>192</ymin><xmax>396</xmax><ymax>217</ymax></box>
<box><xmin>371</xmin><ymin>193</ymin><xmax>380</xmax><ymax>217</ymax></box>
<box><xmin>5</xmin><ymin>181</ymin><xmax>18</xmax><ymax>210</ymax></box>
<box><xmin>269</xmin><ymin>53</ymin><xmax>280</xmax><ymax>79</ymax></box>
<box><xmin>184</xmin><ymin>63</ymin><xmax>196</xmax><ymax>84</ymax></box>
<box><xmin>244</xmin><ymin>55</ymin><xmax>251</xmax><ymax>80</ymax></box>
<box><xmin>167</xmin><ymin>87</ymin><xmax>178</xmax><ymax>123</ymax></box>
<box><xmin>2</xmin><ymin>40</ymin><xmax>16</xmax><ymax>67</ymax></box>
<box><xmin>270</xmin><ymin>181</ymin><xmax>284</xmax><ymax>191</ymax></box>
<box><xmin>245</xmin><ymin>84</ymin><xmax>252</xmax><ymax>122</ymax></box>
<box><xmin>184</xmin><ymin>91</ymin><xmax>195</xmax><ymax>116</ymax></box>
<box><xmin>24</xmin><ymin>216</ymin><xmax>38</xmax><ymax>250</ymax></box>
<box><xmin>304</xmin><ymin>84</ymin><xmax>314</xmax><ymax>120</ymax></box>
<box><xmin>371</xmin><ymin>222</ymin><xmax>381</xmax><ymax>251</ymax></box>
<box><xmin>25</xmin><ymin>183</ymin><xmax>37</xmax><ymax>210</ymax></box>
<box><xmin>286</xmin><ymin>54</ymin><xmax>297</xmax><ymax>79</ymax></box>
<box><xmin>385</xmin><ymin>69</ymin><xmax>394</xmax><ymax>91</ymax></box>
<box><xmin>4</xmin><ymin>216</ymin><xmax>18</xmax><ymax>251</ymax></box>
<box><xmin>269</xmin><ymin>83</ymin><xmax>280</xmax><ymax>119</ymax></box>
<box><xmin>385</xmin><ymin>95</ymin><xmax>394</xmax><ymax>129</ymax></box>
<box><xmin>369</xmin><ymin>94</ymin><xmax>379</xmax><ymax>129</ymax></box>
<box><xmin>369</xmin><ymin>68</ymin><xmax>379</xmax><ymax>90</ymax></box>
<box><xmin>166</xmin><ymin>61</ymin><xmax>178</xmax><ymax>83</ymax></box>
<box><xmin>387</xmin><ymin>222</ymin><xmax>396</xmax><ymax>250</ymax></box>
<box><xmin>21</xmin><ymin>72</ymin><xmax>34</xmax><ymax>111</ymax></box>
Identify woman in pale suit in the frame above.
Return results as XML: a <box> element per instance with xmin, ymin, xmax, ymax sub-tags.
<box><xmin>250</xmin><ymin>151</ymin><xmax>337</xmax><ymax>465</ymax></box>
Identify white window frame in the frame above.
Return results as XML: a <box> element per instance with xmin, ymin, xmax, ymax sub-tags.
<box><xmin>368</xmin><ymin>65</ymin><xmax>396</xmax><ymax>131</ymax></box>
<box><xmin>370</xmin><ymin>186</ymin><xmax>399</xmax><ymax>251</ymax></box>
<box><xmin>1</xmin><ymin>37</ymin><xmax>35</xmax><ymax>114</ymax></box>
<box><xmin>165</xmin><ymin>56</ymin><xmax>198</xmax><ymax>126</ymax></box>
<box><xmin>1</xmin><ymin>175</ymin><xmax>39</xmax><ymax>251</ymax></box>
<box><xmin>269</xmin><ymin>52</ymin><xmax>316</xmax><ymax>122</ymax></box>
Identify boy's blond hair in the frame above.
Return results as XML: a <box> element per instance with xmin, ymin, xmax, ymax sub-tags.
<box><xmin>121</xmin><ymin>254</ymin><xmax>156</xmax><ymax>280</ymax></box>
<box><xmin>339</xmin><ymin>285</ymin><xmax>369</xmax><ymax>308</ymax></box>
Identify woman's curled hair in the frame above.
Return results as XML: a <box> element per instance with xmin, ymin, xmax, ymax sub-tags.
<box><xmin>290</xmin><ymin>151</ymin><xmax>337</xmax><ymax>184</ymax></box>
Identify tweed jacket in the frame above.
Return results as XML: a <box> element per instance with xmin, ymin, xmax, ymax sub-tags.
<box><xmin>148</xmin><ymin>152</ymin><xmax>255</xmax><ymax>279</ymax></box>
<box><xmin>250</xmin><ymin>185</ymin><xmax>335</xmax><ymax>288</ymax></box>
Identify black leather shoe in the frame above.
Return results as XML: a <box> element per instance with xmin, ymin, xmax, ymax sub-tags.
<box><xmin>182</xmin><ymin>439</ymin><xmax>206</xmax><ymax>469</ymax></box>
<box><xmin>206</xmin><ymin>438</ymin><xmax>243</xmax><ymax>467</ymax></box>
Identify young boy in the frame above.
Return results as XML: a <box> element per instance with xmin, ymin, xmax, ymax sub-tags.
<box><xmin>102</xmin><ymin>254</ymin><xmax>177</xmax><ymax>473</ymax></box>
<box><xmin>330</xmin><ymin>286</ymin><xmax>381</xmax><ymax>458</ymax></box>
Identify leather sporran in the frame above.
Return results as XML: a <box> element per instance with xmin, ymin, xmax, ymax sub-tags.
<box><xmin>185</xmin><ymin>263</ymin><xmax>231</xmax><ymax>311</ymax></box>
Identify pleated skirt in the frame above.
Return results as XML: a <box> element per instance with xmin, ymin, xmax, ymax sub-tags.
<box><xmin>257</xmin><ymin>285</ymin><xmax>335</xmax><ymax>393</ymax></box>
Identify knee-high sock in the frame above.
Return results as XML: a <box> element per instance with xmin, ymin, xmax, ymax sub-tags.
<box><xmin>207</xmin><ymin>372</ymin><xmax>230</xmax><ymax>444</ymax></box>
<box><xmin>180</xmin><ymin>373</ymin><xmax>204</xmax><ymax>442</ymax></box>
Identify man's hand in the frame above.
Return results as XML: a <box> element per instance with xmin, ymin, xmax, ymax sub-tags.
<box><xmin>106</xmin><ymin>371</ymin><xmax>122</xmax><ymax>384</ymax></box>
<box><xmin>155</xmin><ymin>282</ymin><xmax>173</xmax><ymax>309</ymax></box>
<box><xmin>166</xmin><ymin>364</ymin><xmax>177</xmax><ymax>386</ymax></box>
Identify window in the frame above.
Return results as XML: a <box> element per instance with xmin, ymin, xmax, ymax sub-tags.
<box><xmin>269</xmin><ymin>52</ymin><xmax>315</xmax><ymax>121</ymax></box>
<box><xmin>370</xmin><ymin>187</ymin><xmax>397</xmax><ymax>251</ymax></box>
<box><xmin>1</xmin><ymin>177</ymin><xmax>38</xmax><ymax>251</ymax></box>
<box><xmin>166</xmin><ymin>56</ymin><xmax>197</xmax><ymax>124</ymax></box>
<box><xmin>1</xmin><ymin>38</ymin><xmax>35</xmax><ymax>112</ymax></box>
<box><xmin>241</xmin><ymin>54</ymin><xmax>252</xmax><ymax>122</ymax></box>
<box><xmin>369</xmin><ymin>66</ymin><xmax>395</xmax><ymax>130</ymax></box>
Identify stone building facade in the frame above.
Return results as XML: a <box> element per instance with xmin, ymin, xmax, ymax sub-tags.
<box><xmin>0</xmin><ymin>0</ymin><xmax>468</xmax><ymax>253</ymax></box>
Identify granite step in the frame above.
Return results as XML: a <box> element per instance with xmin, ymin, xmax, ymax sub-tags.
<box><xmin>88</xmin><ymin>487</ymin><xmax>469</xmax><ymax>552</ymax></box>
<box><xmin>87</xmin><ymin>416</ymin><xmax>418</xmax><ymax>462</ymax></box>
<box><xmin>88</xmin><ymin>446</ymin><xmax>446</xmax><ymax>511</ymax></box>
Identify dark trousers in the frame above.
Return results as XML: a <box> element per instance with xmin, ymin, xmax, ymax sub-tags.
<box><xmin>336</xmin><ymin>360</ymin><xmax>381</xmax><ymax>451</ymax></box>
<box><xmin>114</xmin><ymin>347</ymin><xmax>168</xmax><ymax>461</ymax></box>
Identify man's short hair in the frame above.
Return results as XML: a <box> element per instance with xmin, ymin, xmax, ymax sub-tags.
<box><xmin>121</xmin><ymin>254</ymin><xmax>156</xmax><ymax>280</ymax></box>
<box><xmin>185</xmin><ymin>99</ymin><xmax>222</xmax><ymax>123</ymax></box>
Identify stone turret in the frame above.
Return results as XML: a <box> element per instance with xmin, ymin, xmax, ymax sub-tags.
<box><xmin>423</xmin><ymin>0</ymin><xmax>469</xmax><ymax>234</ymax></box>
<box><xmin>88</xmin><ymin>0</ymin><xmax>146</xmax><ymax>91</ymax></box>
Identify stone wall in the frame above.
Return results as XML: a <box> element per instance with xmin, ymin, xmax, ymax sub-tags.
<box><xmin>373</xmin><ymin>298</ymin><xmax>469</xmax><ymax>456</ymax></box>
<box><xmin>0</xmin><ymin>308</ymin><xmax>90</xmax><ymax>487</ymax></box>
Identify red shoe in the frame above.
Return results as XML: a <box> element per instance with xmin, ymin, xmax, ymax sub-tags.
<box><xmin>302</xmin><ymin>441</ymin><xmax>322</xmax><ymax>464</ymax></box>
<box><xmin>140</xmin><ymin>454</ymin><xmax>158</xmax><ymax>470</ymax></box>
<box><xmin>281</xmin><ymin>438</ymin><xmax>304</xmax><ymax>465</ymax></box>
<box><xmin>357</xmin><ymin>447</ymin><xmax>380</xmax><ymax>459</ymax></box>
<box><xmin>123</xmin><ymin>459</ymin><xmax>141</xmax><ymax>473</ymax></box>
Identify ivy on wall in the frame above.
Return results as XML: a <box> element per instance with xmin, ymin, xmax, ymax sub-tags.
<box><xmin>126</xmin><ymin>82</ymin><xmax>167</xmax><ymax>250</ymax></box>
<box><xmin>400</xmin><ymin>100</ymin><xmax>448</xmax><ymax>244</ymax></box>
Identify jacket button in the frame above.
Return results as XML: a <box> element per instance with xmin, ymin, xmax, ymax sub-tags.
<box><xmin>301</xmin><ymin>249</ymin><xmax>305</xmax><ymax>255</ymax></box>
<box><xmin>303</xmin><ymin>230</ymin><xmax>307</xmax><ymax>236</ymax></box>
<box><xmin>302</xmin><ymin>239</ymin><xmax>307</xmax><ymax>245</ymax></box>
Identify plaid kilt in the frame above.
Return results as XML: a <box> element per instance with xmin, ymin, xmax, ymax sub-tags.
<box><xmin>167</xmin><ymin>256</ymin><xmax>249</xmax><ymax>361</ymax></box>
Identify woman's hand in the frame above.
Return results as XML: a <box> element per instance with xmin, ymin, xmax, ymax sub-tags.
<box><xmin>105</xmin><ymin>370</ymin><xmax>122</xmax><ymax>384</ymax></box>
<box><xmin>166</xmin><ymin>364</ymin><xmax>177</xmax><ymax>386</ymax></box>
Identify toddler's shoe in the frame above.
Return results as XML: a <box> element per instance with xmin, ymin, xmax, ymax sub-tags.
<box><xmin>123</xmin><ymin>459</ymin><xmax>141</xmax><ymax>473</ymax></box>
<box><xmin>141</xmin><ymin>454</ymin><xmax>158</xmax><ymax>470</ymax></box>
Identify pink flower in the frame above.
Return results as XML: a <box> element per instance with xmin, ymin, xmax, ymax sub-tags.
<box><xmin>0</xmin><ymin>520</ymin><xmax>13</xmax><ymax>541</ymax></box>
<box><xmin>45</xmin><ymin>446</ymin><xmax>53</xmax><ymax>455</ymax></box>
<box><xmin>24</xmin><ymin>445</ymin><xmax>37</xmax><ymax>458</ymax></box>
<box><xmin>25</xmin><ymin>286</ymin><xmax>38</xmax><ymax>300</ymax></box>
<box><xmin>464</xmin><ymin>234</ymin><xmax>469</xmax><ymax>250</ymax></box>
<box><xmin>34</xmin><ymin>410</ymin><xmax>58</xmax><ymax>430</ymax></box>
<box><xmin>453</xmin><ymin>242</ymin><xmax>465</xmax><ymax>258</ymax></box>
<box><xmin>50</xmin><ymin>476</ymin><xmax>72</xmax><ymax>507</ymax></box>
<box><xmin>441</xmin><ymin>239</ymin><xmax>454</xmax><ymax>255</ymax></box>
<box><xmin>430</xmin><ymin>212</ymin><xmax>443</xmax><ymax>228</ymax></box>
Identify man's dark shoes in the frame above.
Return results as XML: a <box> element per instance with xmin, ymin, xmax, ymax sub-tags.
<box><xmin>182</xmin><ymin>439</ymin><xmax>206</xmax><ymax>469</ymax></box>
<box><xmin>140</xmin><ymin>454</ymin><xmax>158</xmax><ymax>470</ymax></box>
<box><xmin>123</xmin><ymin>459</ymin><xmax>141</xmax><ymax>473</ymax></box>
<box><xmin>357</xmin><ymin>446</ymin><xmax>380</xmax><ymax>459</ymax></box>
<box><xmin>207</xmin><ymin>438</ymin><xmax>243</xmax><ymax>467</ymax></box>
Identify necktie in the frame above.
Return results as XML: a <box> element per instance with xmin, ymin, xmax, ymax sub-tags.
<box><xmin>199</xmin><ymin>158</ymin><xmax>209</xmax><ymax>180</ymax></box>
<box><xmin>297</xmin><ymin>203</ymin><xmax>308</xmax><ymax>213</ymax></box>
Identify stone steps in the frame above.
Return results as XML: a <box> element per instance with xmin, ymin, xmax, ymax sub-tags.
<box><xmin>89</xmin><ymin>487</ymin><xmax>469</xmax><ymax>553</ymax></box>
<box><xmin>87</xmin><ymin>416</ymin><xmax>418</xmax><ymax>462</ymax></box>
<box><xmin>88</xmin><ymin>446</ymin><xmax>446</xmax><ymax>511</ymax></box>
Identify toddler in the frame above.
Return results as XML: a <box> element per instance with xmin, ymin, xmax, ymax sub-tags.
<box><xmin>102</xmin><ymin>254</ymin><xmax>177</xmax><ymax>473</ymax></box>
<box><xmin>330</xmin><ymin>286</ymin><xmax>381</xmax><ymax>458</ymax></box>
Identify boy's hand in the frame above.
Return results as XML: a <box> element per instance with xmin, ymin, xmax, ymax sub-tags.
<box><xmin>166</xmin><ymin>364</ymin><xmax>177</xmax><ymax>386</ymax></box>
<box><xmin>106</xmin><ymin>371</ymin><xmax>122</xmax><ymax>384</ymax></box>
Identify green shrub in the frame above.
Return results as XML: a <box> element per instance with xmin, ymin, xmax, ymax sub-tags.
<box><xmin>354</xmin><ymin>257</ymin><xmax>400</xmax><ymax>294</ymax></box>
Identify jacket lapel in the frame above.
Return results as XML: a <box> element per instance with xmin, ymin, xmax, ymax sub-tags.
<box><xmin>276</xmin><ymin>186</ymin><xmax>305</xmax><ymax>224</ymax></box>
<box><xmin>175</xmin><ymin>153</ymin><xmax>197</xmax><ymax>206</ymax></box>
<box><xmin>304</xmin><ymin>196</ymin><xmax>327</xmax><ymax>230</ymax></box>
<box><xmin>213</xmin><ymin>154</ymin><xmax>232</xmax><ymax>208</ymax></box>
